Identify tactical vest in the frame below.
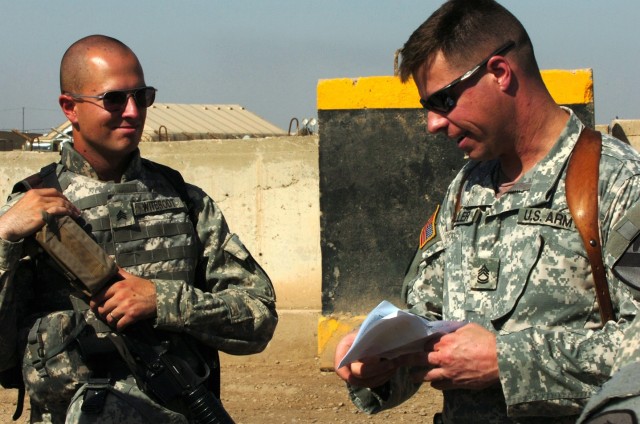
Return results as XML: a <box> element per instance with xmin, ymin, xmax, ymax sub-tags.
<box><xmin>17</xmin><ymin>160</ymin><xmax>200</xmax><ymax>312</ymax></box>
<box><xmin>12</xmin><ymin>160</ymin><xmax>220</xmax><ymax>420</ymax></box>
<box><xmin>61</xmin><ymin>160</ymin><xmax>198</xmax><ymax>282</ymax></box>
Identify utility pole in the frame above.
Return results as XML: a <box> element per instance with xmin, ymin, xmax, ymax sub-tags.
<box><xmin>22</xmin><ymin>107</ymin><xmax>25</xmax><ymax>133</ymax></box>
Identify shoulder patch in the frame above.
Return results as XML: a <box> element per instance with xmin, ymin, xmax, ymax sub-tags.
<box><xmin>609</xmin><ymin>203</ymin><xmax>640</xmax><ymax>290</ymax></box>
<box><xmin>419</xmin><ymin>205</ymin><xmax>440</xmax><ymax>249</ymax></box>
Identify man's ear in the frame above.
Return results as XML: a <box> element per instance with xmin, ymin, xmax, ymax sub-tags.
<box><xmin>487</xmin><ymin>56</ymin><xmax>512</xmax><ymax>93</ymax></box>
<box><xmin>59</xmin><ymin>94</ymin><xmax>79</xmax><ymax>124</ymax></box>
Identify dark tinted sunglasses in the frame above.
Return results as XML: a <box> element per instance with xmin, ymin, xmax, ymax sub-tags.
<box><xmin>419</xmin><ymin>41</ymin><xmax>515</xmax><ymax>114</ymax></box>
<box><xmin>66</xmin><ymin>86</ymin><xmax>157</xmax><ymax>112</ymax></box>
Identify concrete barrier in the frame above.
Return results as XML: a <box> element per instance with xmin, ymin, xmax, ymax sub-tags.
<box><xmin>0</xmin><ymin>136</ymin><xmax>322</xmax><ymax>362</ymax></box>
<box><xmin>316</xmin><ymin>69</ymin><xmax>595</xmax><ymax>367</ymax></box>
<box><xmin>610</xmin><ymin>119</ymin><xmax>640</xmax><ymax>152</ymax></box>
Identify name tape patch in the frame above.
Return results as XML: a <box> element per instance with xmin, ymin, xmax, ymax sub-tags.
<box><xmin>454</xmin><ymin>208</ymin><xmax>479</xmax><ymax>226</ymax></box>
<box><xmin>132</xmin><ymin>198</ymin><xmax>184</xmax><ymax>216</ymax></box>
<box><xmin>518</xmin><ymin>208</ymin><xmax>575</xmax><ymax>230</ymax></box>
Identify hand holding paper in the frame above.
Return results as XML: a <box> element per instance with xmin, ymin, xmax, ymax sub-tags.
<box><xmin>338</xmin><ymin>300</ymin><xmax>464</xmax><ymax>369</ymax></box>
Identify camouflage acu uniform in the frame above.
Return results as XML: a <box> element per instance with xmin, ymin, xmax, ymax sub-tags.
<box><xmin>0</xmin><ymin>144</ymin><xmax>277</xmax><ymax>423</ymax></box>
<box><xmin>348</xmin><ymin>109</ymin><xmax>640</xmax><ymax>423</ymax></box>
<box><xmin>577</xmin><ymin>316</ymin><xmax>640</xmax><ymax>423</ymax></box>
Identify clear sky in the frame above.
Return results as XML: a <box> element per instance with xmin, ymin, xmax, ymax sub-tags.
<box><xmin>1</xmin><ymin>0</ymin><xmax>639</xmax><ymax>134</ymax></box>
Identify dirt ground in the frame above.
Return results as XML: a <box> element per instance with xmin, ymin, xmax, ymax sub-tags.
<box><xmin>0</xmin><ymin>358</ymin><xmax>442</xmax><ymax>424</ymax></box>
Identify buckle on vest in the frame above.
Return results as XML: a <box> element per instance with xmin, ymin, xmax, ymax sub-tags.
<box><xmin>81</xmin><ymin>378</ymin><xmax>112</xmax><ymax>414</ymax></box>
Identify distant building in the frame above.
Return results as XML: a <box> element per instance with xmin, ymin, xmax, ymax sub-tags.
<box><xmin>26</xmin><ymin>103</ymin><xmax>286</xmax><ymax>150</ymax></box>
<box><xmin>0</xmin><ymin>130</ymin><xmax>47</xmax><ymax>151</ymax></box>
<box><xmin>143</xmin><ymin>103</ymin><xmax>286</xmax><ymax>141</ymax></box>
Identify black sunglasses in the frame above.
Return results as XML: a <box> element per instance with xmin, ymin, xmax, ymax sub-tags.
<box><xmin>419</xmin><ymin>41</ymin><xmax>515</xmax><ymax>113</ymax></box>
<box><xmin>65</xmin><ymin>86</ymin><xmax>157</xmax><ymax>112</ymax></box>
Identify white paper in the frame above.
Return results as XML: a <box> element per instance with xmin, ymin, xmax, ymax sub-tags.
<box><xmin>338</xmin><ymin>300</ymin><xmax>465</xmax><ymax>368</ymax></box>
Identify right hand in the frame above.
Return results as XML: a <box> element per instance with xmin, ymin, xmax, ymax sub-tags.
<box><xmin>0</xmin><ymin>188</ymin><xmax>81</xmax><ymax>242</ymax></box>
<box><xmin>90</xmin><ymin>268</ymin><xmax>158</xmax><ymax>331</ymax></box>
<box><xmin>334</xmin><ymin>331</ymin><xmax>428</xmax><ymax>388</ymax></box>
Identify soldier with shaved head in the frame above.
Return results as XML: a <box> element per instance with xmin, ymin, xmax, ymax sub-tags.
<box><xmin>0</xmin><ymin>35</ymin><xmax>277</xmax><ymax>423</ymax></box>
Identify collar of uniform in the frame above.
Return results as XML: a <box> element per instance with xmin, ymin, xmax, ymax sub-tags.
<box><xmin>462</xmin><ymin>160</ymin><xmax>499</xmax><ymax>208</ymax></box>
<box><xmin>60</xmin><ymin>143</ymin><xmax>144</xmax><ymax>182</ymax></box>
<box><xmin>525</xmin><ymin>107</ymin><xmax>583</xmax><ymax>206</ymax></box>
<box><xmin>121</xmin><ymin>150</ymin><xmax>144</xmax><ymax>182</ymax></box>
<box><xmin>460</xmin><ymin>108</ymin><xmax>583</xmax><ymax>214</ymax></box>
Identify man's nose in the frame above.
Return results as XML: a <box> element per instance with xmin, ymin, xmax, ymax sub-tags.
<box><xmin>426</xmin><ymin>110</ymin><xmax>448</xmax><ymax>134</ymax></box>
<box><xmin>121</xmin><ymin>94</ymin><xmax>140</xmax><ymax>117</ymax></box>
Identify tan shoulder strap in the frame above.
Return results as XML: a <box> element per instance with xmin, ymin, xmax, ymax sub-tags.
<box><xmin>566</xmin><ymin>128</ymin><xmax>614</xmax><ymax>325</ymax></box>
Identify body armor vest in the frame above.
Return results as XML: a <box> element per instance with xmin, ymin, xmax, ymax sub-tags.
<box><xmin>28</xmin><ymin>160</ymin><xmax>200</xmax><ymax>315</ymax></box>
<box><xmin>62</xmin><ymin>162</ymin><xmax>199</xmax><ymax>282</ymax></box>
<box><xmin>18</xmin><ymin>160</ymin><xmax>219</xmax><ymax>420</ymax></box>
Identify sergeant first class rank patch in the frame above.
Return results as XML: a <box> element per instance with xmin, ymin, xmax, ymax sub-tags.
<box><xmin>420</xmin><ymin>205</ymin><xmax>440</xmax><ymax>249</ymax></box>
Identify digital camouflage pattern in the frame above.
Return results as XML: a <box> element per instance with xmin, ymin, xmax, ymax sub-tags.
<box><xmin>66</xmin><ymin>378</ymin><xmax>188</xmax><ymax>424</ymax></box>
<box><xmin>577</xmin><ymin>317</ymin><xmax>640</xmax><ymax>423</ymax></box>
<box><xmin>0</xmin><ymin>144</ymin><xmax>277</xmax><ymax>423</ymax></box>
<box><xmin>22</xmin><ymin>310</ymin><xmax>92</xmax><ymax>418</ymax></box>
<box><xmin>348</xmin><ymin>110</ymin><xmax>640</xmax><ymax>423</ymax></box>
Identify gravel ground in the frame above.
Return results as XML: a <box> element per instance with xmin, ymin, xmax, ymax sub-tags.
<box><xmin>0</xmin><ymin>358</ymin><xmax>442</xmax><ymax>423</ymax></box>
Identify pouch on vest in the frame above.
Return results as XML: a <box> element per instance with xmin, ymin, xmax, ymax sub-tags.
<box><xmin>22</xmin><ymin>310</ymin><xmax>92</xmax><ymax>417</ymax></box>
<box><xmin>34</xmin><ymin>213</ymin><xmax>118</xmax><ymax>296</ymax></box>
<box><xmin>66</xmin><ymin>378</ymin><xmax>189</xmax><ymax>424</ymax></box>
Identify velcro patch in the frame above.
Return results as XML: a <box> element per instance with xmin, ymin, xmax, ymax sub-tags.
<box><xmin>108</xmin><ymin>201</ymin><xmax>135</xmax><ymax>228</ymax></box>
<box><xmin>419</xmin><ymin>205</ymin><xmax>440</xmax><ymax>249</ymax></box>
<box><xmin>470</xmin><ymin>257</ymin><xmax>500</xmax><ymax>290</ymax></box>
<box><xmin>518</xmin><ymin>208</ymin><xmax>575</xmax><ymax>230</ymax></box>
<box><xmin>454</xmin><ymin>208</ymin><xmax>479</xmax><ymax>226</ymax></box>
<box><xmin>132</xmin><ymin>198</ymin><xmax>184</xmax><ymax>216</ymax></box>
<box><xmin>609</xmin><ymin>203</ymin><xmax>640</xmax><ymax>290</ymax></box>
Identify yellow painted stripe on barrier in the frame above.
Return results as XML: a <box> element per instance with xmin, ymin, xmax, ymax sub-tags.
<box><xmin>317</xmin><ymin>69</ymin><xmax>593</xmax><ymax>110</ymax></box>
<box><xmin>541</xmin><ymin>69</ymin><xmax>594</xmax><ymax>105</ymax></box>
<box><xmin>317</xmin><ymin>76</ymin><xmax>420</xmax><ymax>110</ymax></box>
<box><xmin>317</xmin><ymin>315</ymin><xmax>365</xmax><ymax>357</ymax></box>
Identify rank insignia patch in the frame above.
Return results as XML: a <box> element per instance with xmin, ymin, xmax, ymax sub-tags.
<box><xmin>420</xmin><ymin>205</ymin><xmax>440</xmax><ymax>249</ymax></box>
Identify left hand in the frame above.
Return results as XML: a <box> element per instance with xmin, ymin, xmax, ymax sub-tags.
<box><xmin>90</xmin><ymin>268</ymin><xmax>158</xmax><ymax>330</ymax></box>
<box><xmin>335</xmin><ymin>331</ymin><xmax>428</xmax><ymax>388</ymax></box>
<box><xmin>424</xmin><ymin>323</ymin><xmax>500</xmax><ymax>390</ymax></box>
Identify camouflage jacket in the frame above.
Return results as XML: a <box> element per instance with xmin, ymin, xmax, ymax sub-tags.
<box><xmin>349</xmin><ymin>110</ymin><xmax>640</xmax><ymax>423</ymax></box>
<box><xmin>577</xmin><ymin>316</ymin><xmax>640</xmax><ymax>423</ymax></box>
<box><xmin>0</xmin><ymin>144</ymin><xmax>277</xmax><ymax>420</ymax></box>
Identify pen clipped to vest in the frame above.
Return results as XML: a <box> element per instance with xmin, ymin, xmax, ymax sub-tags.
<box><xmin>34</xmin><ymin>213</ymin><xmax>235</xmax><ymax>424</ymax></box>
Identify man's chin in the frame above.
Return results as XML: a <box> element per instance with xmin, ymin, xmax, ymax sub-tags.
<box><xmin>464</xmin><ymin>151</ymin><xmax>492</xmax><ymax>162</ymax></box>
<box><xmin>116</xmin><ymin>136</ymin><xmax>141</xmax><ymax>150</ymax></box>
<box><xmin>104</xmin><ymin>138</ymin><xmax>140</xmax><ymax>158</ymax></box>
<box><xmin>463</xmin><ymin>149</ymin><xmax>479</xmax><ymax>160</ymax></box>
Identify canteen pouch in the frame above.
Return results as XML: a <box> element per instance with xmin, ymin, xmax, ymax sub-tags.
<box><xmin>22</xmin><ymin>310</ymin><xmax>92</xmax><ymax>417</ymax></box>
<box><xmin>34</xmin><ymin>214</ymin><xmax>118</xmax><ymax>296</ymax></box>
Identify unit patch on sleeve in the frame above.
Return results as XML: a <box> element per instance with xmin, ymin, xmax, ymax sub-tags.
<box><xmin>419</xmin><ymin>205</ymin><xmax>440</xmax><ymax>249</ymax></box>
<box><xmin>608</xmin><ymin>203</ymin><xmax>640</xmax><ymax>290</ymax></box>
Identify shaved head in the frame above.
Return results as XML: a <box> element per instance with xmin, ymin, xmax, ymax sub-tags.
<box><xmin>57</xmin><ymin>35</ymin><xmax>149</xmax><ymax>180</ymax></box>
<box><xmin>60</xmin><ymin>35</ymin><xmax>143</xmax><ymax>94</ymax></box>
